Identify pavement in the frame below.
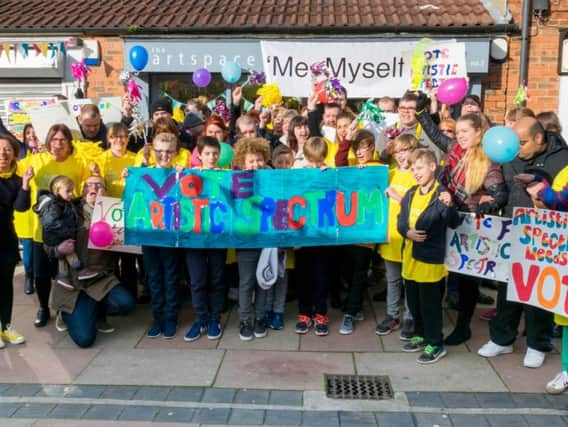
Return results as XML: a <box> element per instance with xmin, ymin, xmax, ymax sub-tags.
<box><xmin>1</xmin><ymin>267</ymin><xmax>567</xmax><ymax>426</ymax></box>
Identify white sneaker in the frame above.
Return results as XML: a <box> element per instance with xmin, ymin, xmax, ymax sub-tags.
<box><xmin>477</xmin><ymin>340</ymin><xmax>513</xmax><ymax>358</ymax></box>
<box><xmin>55</xmin><ymin>312</ymin><xmax>68</xmax><ymax>332</ymax></box>
<box><xmin>523</xmin><ymin>347</ymin><xmax>545</xmax><ymax>368</ymax></box>
<box><xmin>546</xmin><ymin>371</ymin><xmax>568</xmax><ymax>394</ymax></box>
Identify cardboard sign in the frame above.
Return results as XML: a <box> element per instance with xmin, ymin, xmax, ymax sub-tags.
<box><xmin>68</xmin><ymin>97</ymin><xmax>123</xmax><ymax>123</ymax></box>
<box><xmin>88</xmin><ymin>196</ymin><xmax>141</xmax><ymax>254</ymax></box>
<box><xmin>420</xmin><ymin>41</ymin><xmax>468</xmax><ymax>90</ymax></box>
<box><xmin>507</xmin><ymin>207</ymin><xmax>568</xmax><ymax>317</ymax></box>
<box><xmin>27</xmin><ymin>102</ymin><xmax>81</xmax><ymax>142</ymax></box>
<box><xmin>124</xmin><ymin>167</ymin><xmax>390</xmax><ymax>249</ymax></box>
<box><xmin>5</xmin><ymin>98</ymin><xmax>56</xmax><ymax>140</ymax></box>
<box><xmin>445</xmin><ymin>213</ymin><xmax>512</xmax><ymax>282</ymax></box>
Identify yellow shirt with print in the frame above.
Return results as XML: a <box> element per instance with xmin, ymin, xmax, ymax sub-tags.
<box><xmin>380</xmin><ymin>168</ymin><xmax>417</xmax><ymax>262</ymax></box>
<box><xmin>14</xmin><ymin>154</ymin><xmax>34</xmax><ymax>239</ymax></box>
<box><xmin>401</xmin><ymin>182</ymin><xmax>448</xmax><ymax>283</ymax></box>
<box><xmin>28</xmin><ymin>152</ymin><xmax>90</xmax><ymax>243</ymax></box>
<box><xmin>99</xmin><ymin>150</ymin><xmax>136</xmax><ymax>198</ymax></box>
<box><xmin>134</xmin><ymin>147</ymin><xmax>190</xmax><ymax>168</ymax></box>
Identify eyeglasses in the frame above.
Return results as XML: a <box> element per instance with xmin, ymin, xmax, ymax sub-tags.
<box><xmin>440</xmin><ymin>128</ymin><xmax>455</xmax><ymax>134</ymax></box>
<box><xmin>398</xmin><ymin>106</ymin><xmax>416</xmax><ymax>112</ymax></box>
<box><xmin>154</xmin><ymin>149</ymin><xmax>175</xmax><ymax>156</ymax></box>
<box><xmin>85</xmin><ymin>182</ymin><xmax>104</xmax><ymax>189</ymax></box>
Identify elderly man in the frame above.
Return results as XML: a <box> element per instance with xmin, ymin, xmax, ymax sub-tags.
<box><xmin>48</xmin><ymin>175</ymin><xmax>135</xmax><ymax>348</ymax></box>
<box><xmin>478</xmin><ymin>117</ymin><xmax>568</xmax><ymax>368</ymax></box>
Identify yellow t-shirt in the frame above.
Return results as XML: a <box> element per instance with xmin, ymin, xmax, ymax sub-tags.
<box><xmin>401</xmin><ymin>182</ymin><xmax>447</xmax><ymax>283</ymax></box>
<box><xmin>99</xmin><ymin>150</ymin><xmax>136</xmax><ymax>198</ymax></box>
<box><xmin>72</xmin><ymin>140</ymin><xmax>105</xmax><ymax>164</ymax></box>
<box><xmin>552</xmin><ymin>165</ymin><xmax>568</xmax><ymax>191</ymax></box>
<box><xmin>380</xmin><ymin>168</ymin><xmax>417</xmax><ymax>262</ymax></box>
<box><xmin>134</xmin><ymin>147</ymin><xmax>190</xmax><ymax>169</ymax></box>
<box><xmin>28</xmin><ymin>152</ymin><xmax>89</xmax><ymax>243</ymax></box>
<box><xmin>14</xmin><ymin>154</ymin><xmax>34</xmax><ymax>238</ymax></box>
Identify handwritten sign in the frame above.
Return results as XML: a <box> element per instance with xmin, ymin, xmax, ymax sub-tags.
<box><xmin>445</xmin><ymin>213</ymin><xmax>512</xmax><ymax>282</ymax></box>
<box><xmin>507</xmin><ymin>208</ymin><xmax>568</xmax><ymax>317</ymax></box>
<box><xmin>88</xmin><ymin>196</ymin><xmax>141</xmax><ymax>254</ymax></box>
<box><xmin>69</xmin><ymin>97</ymin><xmax>123</xmax><ymax>123</ymax></box>
<box><xmin>418</xmin><ymin>41</ymin><xmax>467</xmax><ymax>91</ymax></box>
<box><xmin>5</xmin><ymin>98</ymin><xmax>56</xmax><ymax>140</ymax></box>
<box><xmin>124</xmin><ymin>167</ymin><xmax>390</xmax><ymax>249</ymax></box>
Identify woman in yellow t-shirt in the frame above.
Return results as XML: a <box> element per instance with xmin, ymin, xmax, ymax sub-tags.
<box><xmin>27</xmin><ymin>124</ymin><xmax>89</xmax><ymax>328</ymax></box>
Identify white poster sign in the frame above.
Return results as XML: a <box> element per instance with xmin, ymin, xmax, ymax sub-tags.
<box><xmin>415</xmin><ymin>41</ymin><xmax>468</xmax><ymax>91</ymax></box>
<box><xmin>69</xmin><ymin>97</ymin><xmax>123</xmax><ymax>123</ymax></box>
<box><xmin>27</xmin><ymin>102</ymin><xmax>81</xmax><ymax>142</ymax></box>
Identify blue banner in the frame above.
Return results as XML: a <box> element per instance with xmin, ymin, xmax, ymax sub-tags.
<box><xmin>124</xmin><ymin>166</ymin><xmax>389</xmax><ymax>248</ymax></box>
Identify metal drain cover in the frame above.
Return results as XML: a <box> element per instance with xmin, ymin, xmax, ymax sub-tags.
<box><xmin>325</xmin><ymin>374</ymin><xmax>394</xmax><ymax>400</ymax></box>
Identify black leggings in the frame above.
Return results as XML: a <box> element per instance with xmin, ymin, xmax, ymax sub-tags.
<box><xmin>32</xmin><ymin>242</ymin><xmax>57</xmax><ymax>309</ymax></box>
<box><xmin>0</xmin><ymin>262</ymin><xmax>16</xmax><ymax>330</ymax></box>
<box><xmin>453</xmin><ymin>272</ymin><xmax>480</xmax><ymax>329</ymax></box>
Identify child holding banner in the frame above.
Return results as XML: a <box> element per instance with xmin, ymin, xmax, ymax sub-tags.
<box><xmin>398</xmin><ymin>149</ymin><xmax>460</xmax><ymax>364</ymax></box>
<box><xmin>376</xmin><ymin>134</ymin><xmax>418</xmax><ymax>339</ymax></box>
<box><xmin>184</xmin><ymin>136</ymin><xmax>227</xmax><ymax>342</ymax></box>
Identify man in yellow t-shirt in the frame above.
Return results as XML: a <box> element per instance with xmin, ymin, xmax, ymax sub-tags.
<box><xmin>397</xmin><ymin>149</ymin><xmax>460</xmax><ymax>365</ymax></box>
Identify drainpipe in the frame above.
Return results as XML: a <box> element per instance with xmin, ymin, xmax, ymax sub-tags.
<box><xmin>519</xmin><ymin>0</ymin><xmax>532</xmax><ymax>107</ymax></box>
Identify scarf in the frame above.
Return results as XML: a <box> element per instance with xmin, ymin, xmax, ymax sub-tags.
<box><xmin>443</xmin><ymin>143</ymin><xmax>468</xmax><ymax>206</ymax></box>
<box><xmin>0</xmin><ymin>165</ymin><xmax>16</xmax><ymax>179</ymax></box>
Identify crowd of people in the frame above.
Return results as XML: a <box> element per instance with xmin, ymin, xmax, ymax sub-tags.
<box><xmin>0</xmin><ymin>83</ymin><xmax>567</xmax><ymax>394</ymax></box>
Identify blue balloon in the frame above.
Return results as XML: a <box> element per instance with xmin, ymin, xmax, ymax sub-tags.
<box><xmin>482</xmin><ymin>126</ymin><xmax>520</xmax><ymax>163</ymax></box>
<box><xmin>129</xmin><ymin>45</ymin><xmax>148</xmax><ymax>72</ymax></box>
<box><xmin>221</xmin><ymin>61</ymin><xmax>242</xmax><ymax>84</ymax></box>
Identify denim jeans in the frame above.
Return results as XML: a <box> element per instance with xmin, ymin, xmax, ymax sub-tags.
<box><xmin>185</xmin><ymin>248</ymin><xmax>227</xmax><ymax>323</ymax></box>
<box><xmin>21</xmin><ymin>238</ymin><xmax>33</xmax><ymax>276</ymax></box>
<box><xmin>384</xmin><ymin>260</ymin><xmax>412</xmax><ymax>321</ymax></box>
<box><xmin>265</xmin><ymin>272</ymin><xmax>288</xmax><ymax>314</ymax></box>
<box><xmin>236</xmin><ymin>249</ymin><xmax>266</xmax><ymax>324</ymax></box>
<box><xmin>142</xmin><ymin>246</ymin><xmax>179</xmax><ymax>323</ymax></box>
<box><xmin>63</xmin><ymin>285</ymin><xmax>135</xmax><ymax>348</ymax></box>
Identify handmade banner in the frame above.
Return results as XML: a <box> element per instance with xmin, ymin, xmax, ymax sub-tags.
<box><xmin>445</xmin><ymin>213</ymin><xmax>512</xmax><ymax>282</ymax></box>
<box><xmin>88</xmin><ymin>196</ymin><xmax>142</xmax><ymax>254</ymax></box>
<box><xmin>5</xmin><ymin>97</ymin><xmax>56</xmax><ymax>140</ymax></box>
<box><xmin>68</xmin><ymin>97</ymin><xmax>123</xmax><ymax>123</ymax></box>
<box><xmin>124</xmin><ymin>167</ymin><xmax>389</xmax><ymax>248</ymax></box>
<box><xmin>507</xmin><ymin>207</ymin><xmax>568</xmax><ymax>317</ymax></box>
<box><xmin>27</xmin><ymin>102</ymin><xmax>81</xmax><ymax>142</ymax></box>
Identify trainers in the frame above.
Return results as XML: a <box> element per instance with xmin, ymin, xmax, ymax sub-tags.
<box><xmin>147</xmin><ymin>321</ymin><xmax>162</xmax><ymax>338</ymax></box>
<box><xmin>77</xmin><ymin>268</ymin><xmax>100</xmax><ymax>281</ymax></box>
<box><xmin>270</xmin><ymin>312</ymin><xmax>284</xmax><ymax>330</ymax></box>
<box><xmin>524</xmin><ymin>347</ymin><xmax>546</xmax><ymax>368</ymax></box>
<box><xmin>207</xmin><ymin>319</ymin><xmax>222</xmax><ymax>340</ymax></box>
<box><xmin>56</xmin><ymin>276</ymin><xmax>75</xmax><ymax>290</ymax></box>
<box><xmin>295</xmin><ymin>315</ymin><xmax>313</xmax><ymax>334</ymax></box>
<box><xmin>264</xmin><ymin>310</ymin><xmax>274</xmax><ymax>325</ymax></box>
<box><xmin>239</xmin><ymin>321</ymin><xmax>254</xmax><ymax>341</ymax></box>
<box><xmin>96</xmin><ymin>320</ymin><xmax>115</xmax><ymax>334</ymax></box>
<box><xmin>375</xmin><ymin>316</ymin><xmax>400</xmax><ymax>336</ymax></box>
<box><xmin>477</xmin><ymin>340</ymin><xmax>513</xmax><ymax>358</ymax></box>
<box><xmin>55</xmin><ymin>312</ymin><xmax>67</xmax><ymax>332</ymax></box>
<box><xmin>480</xmin><ymin>308</ymin><xmax>497</xmax><ymax>321</ymax></box>
<box><xmin>353</xmin><ymin>311</ymin><xmax>365</xmax><ymax>321</ymax></box>
<box><xmin>314</xmin><ymin>314</ymin><xmax>329</xmax><ymax>336</ymax></box>
<box><xmin>400</xmin><ymin>319</ymin><xmax>415</xmax><ymax>341</ymax></box>
<box><xmin>163</xmin><ymin>321</ymin><xmax>177</xmax><ymax>339</ymax></box>
<box><xmin>402</xmin><ymin>336</ymin><xmax>425</xmax><ymax>353</ymax></box>
<box><xmin>417</xmin><ymin>345</ymin><xmax>448</xmax><ymax>364</ymax></box>
<box><xmin>1</xmin><ymin>325</ymin><xmax>25</xmax><ymax>344</ymax></box>
<box><xmin>546</xmin><ymin>371</ymin><xmax>568</xmax><ymax>394</ymax></box>
<box><xmin>254</xmin><ymin>319</ymin><xmax>268</xmax><ymax>338</ymax></box>
<box><xmin>184</xmin><ymin>321</ymin><xmax>206</xmax><ymax>342</ymax></box>
<box><xmin>339</xmin><ymin>314</ymin><xmax>354</xmax><ymax>335</ymax></box>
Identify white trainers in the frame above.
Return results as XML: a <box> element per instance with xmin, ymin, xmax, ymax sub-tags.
<box><xmin>55</xmin><ymin>312</ymin><xmax>68</xmax><ymax>333</ymax></box>
<box><xmin>546</xmin><ymin>371</ymin><xmax>568</xmax><ymax>394</ymax></box>
<box><xmin>523</xmin><ymin>347</ymin><xmax>545</xmax><ymax>368</ymax></box>
<box><xmin>477</xmin><ymin>340</ymin><xmax>513</xmax><ymax>358</ymax></box>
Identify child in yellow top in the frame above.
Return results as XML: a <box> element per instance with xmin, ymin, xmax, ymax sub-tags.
<box><xmin>98</xmin><ymin>123</ymin><xmax>136</xmax><ymax>198</ymax></box>
<box><xmin>376</xmin><ymin>134</ymin><xmax>418</xmax><ymax>339</ymax></box>
<box><xmin>397</xmin><ymin>148</ymin><xmax>459</xmax><ymax>364</ymax></box>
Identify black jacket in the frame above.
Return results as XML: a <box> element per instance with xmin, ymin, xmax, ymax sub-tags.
<box><xmin>503</xmin><ymin>131</ymin><xmax>568</xmax><ymax>217</ymax></box>
<box><xmin>0</xmin><ymin>174</ymin><xmax>30</xmax><ymax>263</ymax></box>
<box><xmin>416</xmin><ymin>110</ymin><xmax>453</xmax><ymax>154</ymax></box>
<box><xmin>80</xmin><ymin>121</ymin><xmax>108</xmax><ymax>149</ymax></box>
<box><xmin>398</xmin><ymin>183</ymin><xmax>460</xmax><ymax>264</ymax></box>
<box><xmin>34</xmin><ymin>191</ymin><xmax>82</xmax><ymax>247</ymax></box>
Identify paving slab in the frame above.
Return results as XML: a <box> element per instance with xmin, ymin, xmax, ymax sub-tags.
<box><xmin>524</xmin><ymin>415</ymin><xmax>568</xmax><ymax>427</ymax></box>
<box><xmin>33</xmin><ymin>420</ymin><xmax>195</xmax><ymax>427</ymax></box>
<box><xmin>74</xmin><ymin>348</ymin><xmax>223</xmax><ymax>386</ymax></box>
<box><xmin>5</xmin><ymin>304</ymin><xmax>67</xmax><ymax>348</ymax></box>
<box><xmin>449</xmin><ymin>414</ymin><xmax>490</xmax><ymax>427</ymax></box>
<box><xmin>268</xmin><ymin>390</ymin><xmax>303</xmax><ymax>407</ymax></box>
<box><xmin>46</xmin><ymin>403</ymin><xmax>91</xmax><ymax>419</ymax></box>
<box><xmin>218</xmin><ymin>305</ymin><xmax>300</xmax><ymax>351</ymax></box>
<box><xmin>0</xmin><ymin>346</ymin><xmax>100</xmax><ymax>384</ymax></box>
<box><xmin>355</xmin><ymin>352</ymin><xmax>507</xmax><ymax>392</ymax></box>
<box><xmin>486</xmin><ymin>414</ymin><xmax>528</xmax><ymax>427</ymax></box>
<box><xmin>302</xmin><ymin>410</ymin><xmax>340</xmax><ymax>427</ymax></box>
<box><xmin>228</xmin><ymin>408</ymin><xmax>265</xmax><ymax>425</ymax></box>
<box><xmin>338</xmin><ymin>410</ymin><xmax>377</xmax><ymax>426</ymax></box>
<box><xmin>375</xmin><ymin>412</ymin><xmax>416</xmax><ymax>427</ymax></box>
<box><xmin>215</xmin><ymin>350</ymin><xmax>354</xmax><ymax>390</ymax></box>
<box><xmin>12</xmin><ymin>403</ymin><xmax>56</xmax><ymax>418</ymax></box>
<box><xmin>264</xmin><ymin>409</ymin><xmax>302</xmax><ymax>425</ymax></box>
<box><xmin>414</xmin><ymin>412</ymin><xmax>452</xmax><ymax>427</ymax></box>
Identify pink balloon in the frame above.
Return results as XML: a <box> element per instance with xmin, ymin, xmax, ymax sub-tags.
<box><xmin>89</xmin><ymin>221</ymin><xmax>114</xmax><ymax>247</ymax></box>
<box><xmin>437</xmin><ymin>78</ymin><xmax>468</xmax><ymax>105</ymax></box>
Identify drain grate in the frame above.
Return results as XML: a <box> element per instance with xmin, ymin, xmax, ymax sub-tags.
<box><xmin>325</xmin><ymin>374</ymin><xmax>394</xmax><ymax>400</ymax></box>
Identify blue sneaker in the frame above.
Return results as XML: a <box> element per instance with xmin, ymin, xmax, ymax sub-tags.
<box><xmin>207</xmin><ymin>319</ymin><xmax>222</xmax><ymax>340</ymax></box>
<box><xmin>163</xmin><ymin>321</ymin><xmax>177</xmax><ymax>339</ymax></box>
<box><xmin>147</xmin><ymin>321</ymin><xmax>162</xmax><ymax>338</ymax></box>
<box><xmin>270</xmin><ymin>312</ymin><xmax>284</xmax><ymax>330</ymax></box>
<box><xmin>184</xmin><ymin>321</ymin><xmax>206</xmax><ymax>342</ymax></box>
<box><xmin>264</xmin><ymin>309</ymin><xmax>274</xmax><ymax>325</ymax></box>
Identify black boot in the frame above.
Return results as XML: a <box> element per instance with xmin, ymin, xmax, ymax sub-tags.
<box><xmin>24</xmin><ymin>273</ymin><xmax>34</xmax><ymax>295</ymax></box>
<box><xmin>34</xmin><ymin>306</ymin><xmax>50</xmax><ymax>328</ymax></box>
<box><xmin>444</xmin><ymin>274</ymin><xmax>478</xmax><ymax>346</ymax></box>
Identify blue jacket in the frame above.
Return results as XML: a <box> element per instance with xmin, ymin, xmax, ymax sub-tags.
<box><xmin>398</xmin><ymin>182</ymin><xmax>460</xmax><ymax>264</ymax></box>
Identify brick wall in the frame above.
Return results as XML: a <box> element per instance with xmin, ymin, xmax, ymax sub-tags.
<box><xmin>482</xmin><ymin>0</ymin><xmax>568</xmax><ymax>124</ymax></box>
<box><xmin>84</xmin><ymin>37</ymin><xmax>124</xmax><ymax>99</ymax></box>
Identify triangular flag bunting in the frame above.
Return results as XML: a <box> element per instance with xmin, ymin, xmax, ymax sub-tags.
<box><xmin>33</xmin><ymin>43</ymin><xmax>41</xmax><ymax>55</ymax></box>
<box><xmin>49</xmin><ymin>43</ymin><xmax>56</xmax><ymax>58</ymax></box>
<box><xmin>21</xmin><ymin>43</ymin><xmax>29</xmax><ymax>57</ymax></box>
<box><xmin>59</xmin><ymin>42</ymin><xmax>66</xmax><ymax>56</ymax></box>
<box><xmin>12</xmin><ymin>43</ymin><xmax>17</xmax><ymax>62</ymax></box>
<box><xmin>2</xmin><ymin>44</ymin><xmax>10</xmax><ymax>61</ymax></box>
<box><xmin>39</xmin><ymin>42</ymin><xmax>49</xmax><ymax>57</ymax></box>
<box><xmin>0</xmin><ymin>45</ymin><xmax>4</xmax><ymax>58</ymax></box>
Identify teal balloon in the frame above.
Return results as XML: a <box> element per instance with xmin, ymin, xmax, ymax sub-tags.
<box><xmin>129</xmin><ymin>45</ymin><xmax>148</xmax><ymax>71</ymax></box>
<box><xmin>221</xmin><ymin>61</ymin><xmax>242</xmax><ymax>84</ymax></box>
<box><xmin>482</xmin><ymin>126</ymin><xmax>520</xmax><ymax>163</ymax></box>
<box><xmin>218</xmin><ymin>142</ymin><xmax>234</xmax><ymax>167</ymax></box>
